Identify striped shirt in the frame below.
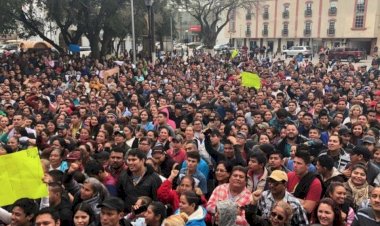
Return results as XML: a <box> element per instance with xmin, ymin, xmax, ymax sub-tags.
<box><xmin>258</xmin><ymin>190</ymin><xmax>309</xmax><ymax>226</ymax></box>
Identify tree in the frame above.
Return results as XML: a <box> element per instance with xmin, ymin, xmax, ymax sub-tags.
<box><xmin>174</xmin><ymin>0</ymin><xmax>258</xmax><ymax>48</ymax></box>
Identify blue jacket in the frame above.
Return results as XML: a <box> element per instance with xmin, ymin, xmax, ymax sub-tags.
<box><xmin>175</xmin><ymin>207</ymin><xmax>206</xmax><ymax>226</ymax></box>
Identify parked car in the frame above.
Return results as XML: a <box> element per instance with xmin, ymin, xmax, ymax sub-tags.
<box><xmin>214</xmin><ymin>44</ymin><xmax>231</xmax><ymax>51</ymax></box>
<box><xmin>282</xmin><ymin>46</ymin><xmax>312</xmax><ymax>58</ymax></box>
<box><xmin>327</xmin><ymin>47</ymin><xmax>366</xmax><ymax>62</ymax></box>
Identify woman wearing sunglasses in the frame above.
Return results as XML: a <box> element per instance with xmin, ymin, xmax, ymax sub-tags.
<box><xmin>245</xmin><ymin>200</ymin><xmax>293</xmax><ymax>226</ymax></box>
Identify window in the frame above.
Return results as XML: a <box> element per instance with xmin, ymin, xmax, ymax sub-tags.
<box><xmin>329</xmin><ymin>20</ymin><xmax>335</xmax><ymax>30</ymax></box>
<box><xmin>246</xmin><ymin>9</ymin><xmax>252</xmax><ymax>20</ymax></box>
<box><xmin>246</xmin><ymin>24</ymin><xmax>251</xmax><ymax>36</ymax></box>
<box><xmin>304</xmin><ymin>21</ymin><xmax>311</xmax><ymax>35</ymax></box>
<box><xmin>305</xmin><ymin>2</ymin><xmax>312</xmax><ymax>16</ymax></box>
<box><xmin>229</xmin><ymin>9</ymin><xmax>236</xmax><ymax>32</ymax></box>
<box><xmin>329</xmin><ymin>1</ymin><xmax>337</xmax><ymax>15</ymax></box>
<box><xmin>283</xmin><ymin>4</ymin><xmax>290</xmax><ymax>18</ymax></box>
<box><xmin>282</xmin><ymin>23</ymin><xmax>289</xmax><ymax>36</ymax></box>
<box><xmin>354</xmin><ymin>0</ymin><xmax>366</xmax><ymax>28</ymax></box>
<box><xmin>263</xmin><ymin>24</ymin><xmax>268</xmax><ymax>36</ymax></box>
<box><xmin>263</xmin><ymin>6</ymin><xmax>269</xmax><ymax>19</ymax></box>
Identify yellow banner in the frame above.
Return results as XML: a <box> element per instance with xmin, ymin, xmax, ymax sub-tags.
<box><xmin>231</xmin><ymin>49</ymin><xmax>239</xmax><ymax>59</ymax></box>
<box><xmin>241</xmin><ymin>72</ymin><xmax>261</xmax><ymax>90</ymax></box>
<box><xmin>0</xmin><ymin>148</ymin><xmax>48</xmax><ymax>206</ymax></box>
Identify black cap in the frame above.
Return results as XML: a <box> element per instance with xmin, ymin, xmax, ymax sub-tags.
<box><xmin>352</xmin><ymin>145</ymin><xmax>372</xmax><ymax>162</ymax></box>
<box><xmin>152</xmin><ymin>145</ymin><xmax>165</xmax><ymax>155</ymax></box>
<box><xmin>57</xmin><ymin>124</ymin><xmax>68</xmax><ymax>130</ymax></box>
<box><xmin>97</xmin><ymin>197</ymin><xmax>125</xmax><ymax>212</ymax></box>
<box><xmin>114</xmin><ymin>131</ymin><xmax>126</xmax><ymax>138</ymax></box>
<box><xmin>338</xmin><ymin>127</ymin><xmax>351</xmax><ymax>135</ymax></box>
<box><xmin>210</xmin><ymin>129</ymin><xmax>221</xmax><ymax>137</ymax></box>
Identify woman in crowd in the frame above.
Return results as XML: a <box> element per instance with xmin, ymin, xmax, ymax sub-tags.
<box><xmin>144</xmin><ymin>201</ymin><xmax>167</xmax><ymax>226</ymax></box>
<box><xmin>49</xmin><ymin>148</ymin><xmax>68</xmax><ymax>172</ymax></box>
<box><xmin>73</xmin><ymin>203</ymin><xmax>97</xmax><ymax>226</ymax></box>
<box><xmin>344</xmin><ymin>164</ymin><xmax>373</xmax><ymax>211</ymax></box>
<box><xmin>245</xmin><ymin>200</ymin><xmax>293</xmax><ymax>226</ymax></box>
<box><xmin>157</xmin><ymin>165</ymin><xmax>207</xmax><ymax>211</ymax></box>
<box><xmin>311</xmin><ymin>198</ymin><xmax>343</xmax><ymax>226</ymax></box>
<box><xmin>326</xmin><ymin>182</ymin><xmax>355</xmax><ymax>226</ymax></box>
<box><xmin>351</xmin><ymin>122</ymin><xmax>365</xmax><ymax>146</ymax></box>
<box><xmin>176</xmin><ymin>191</ymin><xmax>207</xmax><ymax>226</ymax></box>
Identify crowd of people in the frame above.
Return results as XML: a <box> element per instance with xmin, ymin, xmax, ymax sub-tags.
<box><xmin>0</xmin><ymin>46</ymin><xmax>379</xmax><ymax>226</ymax></box>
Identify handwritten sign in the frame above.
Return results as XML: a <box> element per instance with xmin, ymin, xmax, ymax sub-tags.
<box><xmin>0</xmin><ymin>147</ymin><xmax>48</xmax><ymax>206</ymax></box>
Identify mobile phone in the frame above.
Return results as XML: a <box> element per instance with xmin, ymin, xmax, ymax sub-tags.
<box><xmin>134</xmin><ymin>205</ymin><xmax>147</xmax><ymax>215</ymax></box>
<box><xmin>174</xmin><ymin>164</ymin><xmax>181</xmax><ymax>171</ymax></box>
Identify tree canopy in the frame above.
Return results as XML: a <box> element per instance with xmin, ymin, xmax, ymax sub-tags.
<box><xmin>173</xmin><ymin>0</ymin><xmax>258</xmax><ymax>48</ymax></box>
<box><xmin>0</xmin><ymin>0</ymin><xmax>175</xmax><ymax>58</ymax></box>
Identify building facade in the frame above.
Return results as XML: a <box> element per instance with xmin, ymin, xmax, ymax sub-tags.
<box><xmin>224</xmin><ymin>0</ymin><xmax>380</xmax><ymax>54</ymax></box>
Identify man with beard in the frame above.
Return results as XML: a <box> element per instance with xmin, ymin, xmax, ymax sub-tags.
<box><xmin>106</xmin><ymin>146</ymin><xmax>128</xmax><ymax>184</ymax></box>
<box><xmin>276</xmin><ymin>123</ymin><xmax>307</xmax><ymax>158</ymax></box>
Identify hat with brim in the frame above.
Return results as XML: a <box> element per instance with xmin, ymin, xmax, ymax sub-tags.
<box><xmin>269</xmin><ymin>170</ymin><xmax>288</xmax><ymax>182</ymax></box>
<box><xmin>97</xmin><ymin>197</ymin><xmax>124</xmax><ymax>212</ymax></box>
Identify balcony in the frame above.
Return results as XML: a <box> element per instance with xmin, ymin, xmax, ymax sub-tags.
<box><xmin>328</xmin><ymin>7</ymin><xmax>337</xmax><ymax>16</ymax></box>
<box><xmin>283</xmin><ymin>11</ymin><xmax>289</xmax><ymax>19</ymax></box>
<box><xmin>304</xmin><ymin>29</ymin><xmax>311</xmax><ymax>36</ymax></box>
<box><xmin>263</xmin><ymin>12</ymin><xmax>269</xmax><ymax>20</ymax></box>
<box><xmin>282</xmin><ymin>29</ymin><xmax>289</xmax><ymax>36</ymax></box>
<box><xmin>327</xmin><ymin>28</ymin><xmax>335</xmax><ymax>36</ymax></box>
<box><xmin>262</xmin><ymin>29</ymin><xmax>268</xmax><ymax>36</ymax></box>
<box><xmin>246</xmin><ymin>14</ymin><xmax>252</xmax><ymax>20</ymax></box>
<box><xmin>305</xmin><ymin>9</ymin><xmax>312</xmax><ymax>17</ymax></box>
<box><xmin>246</xmin><ymin>30</ymin><xmax>251</xmax><ymax>37</ymax></box>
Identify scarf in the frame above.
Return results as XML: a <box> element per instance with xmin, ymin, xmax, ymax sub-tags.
<box><xmin>347</xmin><ymin>179</ymin><xmax>369</xmax><ymax>208</ymax></box>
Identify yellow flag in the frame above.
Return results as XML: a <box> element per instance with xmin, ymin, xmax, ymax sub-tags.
<box><xmin>241</xmin><ymin>71</ymin><xmax>261</xmax><ymax>90</ymax></box>
<box><xmin>231</xmin><ymin>49</ymin><xmax>239</xmax><ymax>59</ymax></box>
<box><xmin>0</xmin><ymin>147</ymin><xmax>48</xmax><ymax>206</ymax></box>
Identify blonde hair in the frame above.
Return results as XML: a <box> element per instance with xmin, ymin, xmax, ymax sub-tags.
<box><xmin>272</xmin><ymin>200</ymin><xmax>293</xmax><ymax>226</ymax></box>
<box><xmin>162</xmin><ymin>213</ymin><xmax>188</xmax><ymax>226</ymax></box>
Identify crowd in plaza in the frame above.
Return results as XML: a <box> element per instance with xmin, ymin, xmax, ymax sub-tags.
<box><xmin>0</xmin><ymin>46</ymin><xmax>380</xmax><ymax>226</ymax></box>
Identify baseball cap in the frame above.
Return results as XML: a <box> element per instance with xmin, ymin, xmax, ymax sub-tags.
<box><xmin>57</xmin><ymin>124</ymin><xmax>68</xmax><ymax>130</ymax></box>
<box><xmin>114</xmin><ymin>131</ymin><xmax>126</xmax><ymax>138</ymax></box>
<box><xmin>338</xmin><ymin>127</ymin><xmax>351</xmax><ymax>136</ymax></box>
<box><xmin>361</xmin><ymin>135</ymin><xmax>376</xmax><ymax>144</ymax></box>
<box><xmin>351</xmin><ymin>145</ymin><xmax>372</xmax><ymax>161</ymax></box>
<box><xmin>97</xmin><ymin>197</ymin><xmax>125</xmax><ymax>212</ymax></box>
<box><xmin>152</xmin><ymin>145</ymin><xmax>165</xmax><ymax>155</ymax></box>
<box><xmin>269</xmin><ymin>170</ymin><xmax>288</xmax><ymax>182</ymax></box>
<box><xmin>210</xmin><ymin>129</ymin><xmax>221</xmax><ymax>137</ymax></box>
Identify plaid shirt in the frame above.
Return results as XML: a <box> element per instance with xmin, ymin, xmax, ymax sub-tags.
<box><xmin>258</xmin><ymin>190</ymin><xmax>309</xmax><ymax>226</ymax></box>
<box><xmin>206</xmin><ymin>183</ymin><xmax>251</xmax><ymax>226</ymax></box>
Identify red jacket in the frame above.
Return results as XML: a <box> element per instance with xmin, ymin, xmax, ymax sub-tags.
<box><xmin>157</xmin><ymin>179</ymin><xmax>208</xmax><ymax>211</ymax></box>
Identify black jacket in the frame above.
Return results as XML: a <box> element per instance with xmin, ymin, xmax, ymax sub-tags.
<box><xmin>276</xmin><ymin>135</ymin><xmax>308</xmax><ymax>157</ymax></box>
<box><xmin>117</xmin><ymin>164</ymin><xmax>162</xmax><ymax>212</ymax></box>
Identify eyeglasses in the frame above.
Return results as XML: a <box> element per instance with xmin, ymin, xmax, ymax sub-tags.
<box><xmin>139</xmin><ymin>143</ymin><xmax>150</xmax><ymax>146</ymax></box>
<box><xmin>270</xmin><ymin>212</ymin><xmax>285</xmax><ymax>221</ymax></box>
<box><xmin>215</xmin><ymin>169</ymin><xmax>227</xmax><ymax>173</ymax></box>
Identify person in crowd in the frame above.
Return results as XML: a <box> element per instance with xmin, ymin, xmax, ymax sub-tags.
<box><xmin>97</xmin><ymin>196</ymin><xmax>132</xmax><ymax>226</ymax></box>
<box><xmin>73</xmin><ymin>203</ymin><xmax>97</xmax><ymax>226</ymax></box>
<box><xmin>245</xmin><ymin>200</ymin><xmax>294</xmax><ymax>226</ymax></box>
<box><xmin>162</xmin><ymin>213</ymin><xmax>188</xmax><ymax>226</ymax></box>
<box><xmin>311</xmin><ymin>198</ymin><xmax>344</xmax><ymax>226</ymax></box>
<box><xmin>325</xmin><ymin>182</ymin><xmax>355</xmax><ymax>226</ymax></box>
<box><xmin>178</xmin><ymin>151</ymin><xmax>207</xmax><ymax>194</ymax></box>
<box><xmin>117</xmin><ymin>149</ymin><xmax>162</xmax><ymax>212</ymax></box>
<box><xmin>343</xmin><ymin>164</ymin><xmax>374</xmax><ymax>211</ymax></box>
<box><xmin>316</xmin><ymin>155</ymin><xmax>345</xmax><ymax>194</ymax></box>
<box><xmin>176</xmin><ymin>191</ymin><xmax>207</xmax><ymax>226</ymax></box>
<box><xmin>352</xmin><ymin>186</ymin><xmax>380</xmax><ymax>226</ymax></box>
<box><xmin>144</xmin><ymin>201</ymin><xmax>167</xmax><ymax>226</ymax></box>
<box><xmin>207</xmin><ymin>166</ymin><xmax>252</xmax><ymax>225</ymax></box>
<box><xmin>318</xmin><ymin>135</ymin><xmax>351</xmax><ymax>172</ymax></box>
<box><xmin>9</xmin><ymin>198</ymin><xmax>38</xmax><ymax>226</ymax></box>
<box><xmin>287</xmin><ymin>149</ymin><xmax>323</xmax><ymax>214</ymax></box>
<box><xmin>34</xmin><ymin>207</ymin><xmax>61</xmax><ymax>226</ymax></box>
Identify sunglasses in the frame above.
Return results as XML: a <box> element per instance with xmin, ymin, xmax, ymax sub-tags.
<box><xmin>270</xmin><ymin>212</ymin><xmax>285</xmax><ymax>221</ymax></box>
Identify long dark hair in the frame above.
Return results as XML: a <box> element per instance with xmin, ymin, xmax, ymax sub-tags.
<box><xmin>314</xmin><ymin>198</ymin><xmax>343</xmax><ymax>226</ymax></box>
<box><xmin>73</xmin><ymin>203</ymin><xmax>96</xmax><ymax>224</ymax></box>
